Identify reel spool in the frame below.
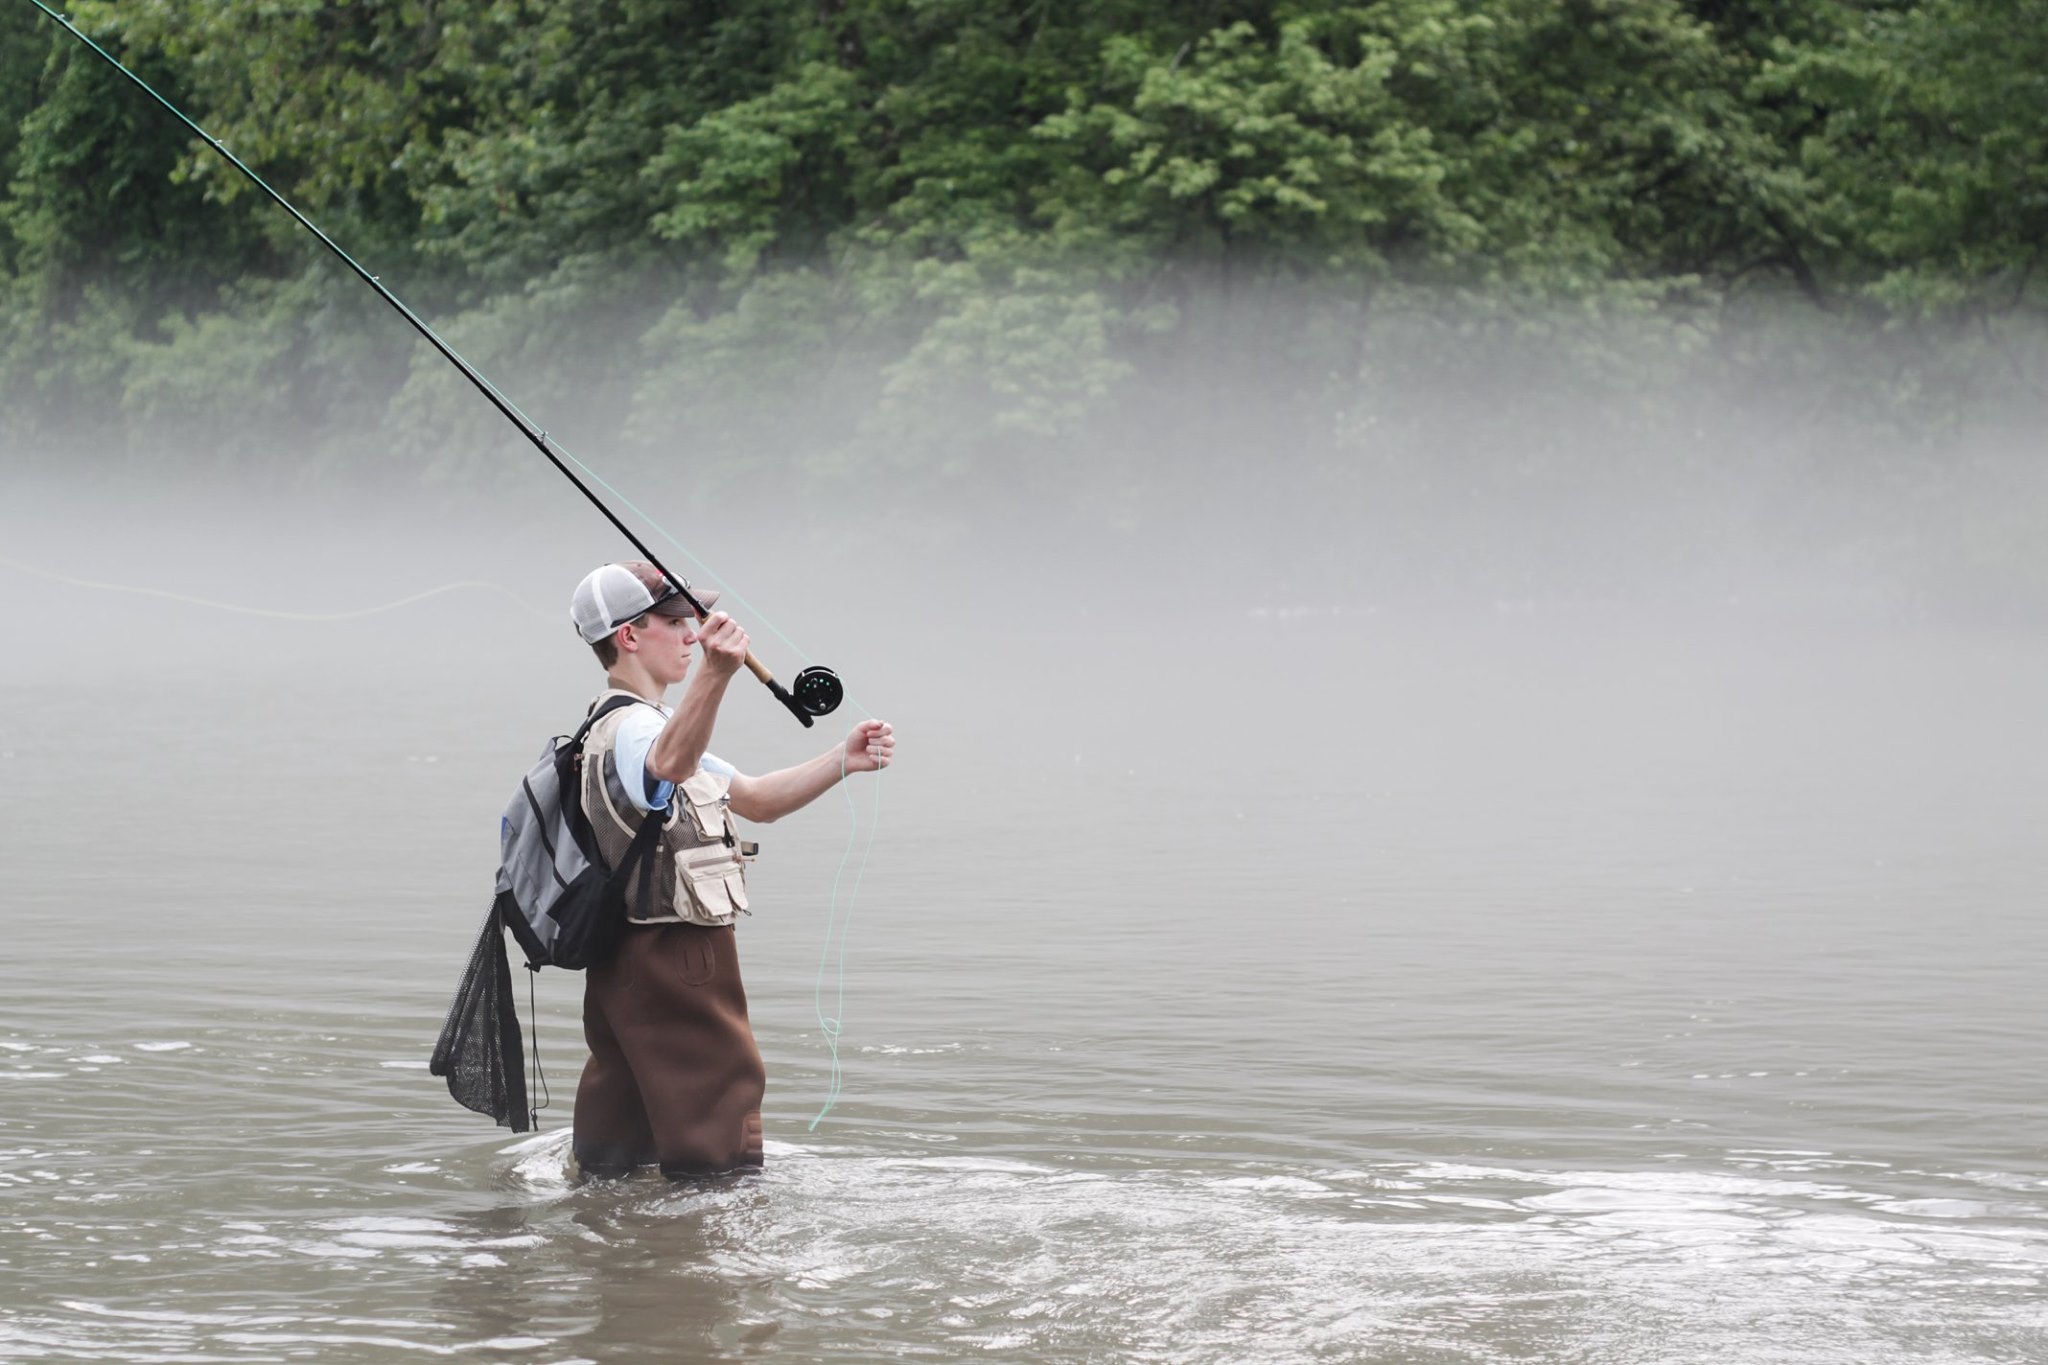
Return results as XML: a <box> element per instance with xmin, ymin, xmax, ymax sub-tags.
<box><xmin>763</xmin><ymin>663</ymin><xmax>844</xmax><ymax>727</ymax></box>
<box><xmin>792</xmin><ymin>665</ymin><xmax>844</xmax><ymax>717</ymax></box>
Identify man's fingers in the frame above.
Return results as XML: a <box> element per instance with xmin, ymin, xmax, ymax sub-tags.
<box><xmin>698</xmin><ymin>611</ymin><xmax>748</xmax><ymax>653</ymax></box>
<box><xmin>691</xmin><ymin>610</ymin><xmax>749</xmax><ymax>677</ymax></box>
<box><xmin>855</xmin><ymin>720</ymin><xmax>895</xmax><ymax>765</ymax></box>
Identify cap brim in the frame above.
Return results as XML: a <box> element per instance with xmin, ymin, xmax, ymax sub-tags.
<box><xmin>648</xmin><ymin>586</ymin><xmax>720</xmax><ymax>618</ymax></box>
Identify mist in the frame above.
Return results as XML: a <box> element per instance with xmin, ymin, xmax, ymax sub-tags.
<box><xmin>9</xmin><ymin>0</ymin><xmax>2048</xmax><ymax>1347</ymax></box>
<box><xmin>5</xmin><ymin>297</ymin><xmax>2046</xmax><ymax>1362</ymax></box>
<box><xmin>8</xmin><ymin>292</ymin><xmax>2044</xmax><ymax>923</ymax></box>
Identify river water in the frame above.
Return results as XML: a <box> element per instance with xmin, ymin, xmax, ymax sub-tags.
<box><xmin>1</xmin><ymin>491</ymin><xmax>2045</xmax><ymax>1363</ymax></box>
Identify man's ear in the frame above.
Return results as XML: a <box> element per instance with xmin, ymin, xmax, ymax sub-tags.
<box><xmin>615</xmin><ymin>623</ymin><xmax>636</xmax><ymax>655</ymax></box>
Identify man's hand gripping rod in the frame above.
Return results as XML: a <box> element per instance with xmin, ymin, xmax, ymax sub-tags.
<box><xmin>664</xmin><ymin>577</ymin><xmax>843</xmax><ymax>728</ymax></box>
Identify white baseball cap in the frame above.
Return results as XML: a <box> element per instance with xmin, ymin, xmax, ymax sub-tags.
<box><xmin>569</xmin><ymin>561</ymin><xmax>720</xmax><ymax>644</ymax></box>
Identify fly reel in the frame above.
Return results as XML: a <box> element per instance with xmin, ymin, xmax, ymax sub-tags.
<box><xmin>763</xmin><ymin>663</ymin><xmax>844</xmax><ymax>727</ymax></box>
<box><xmin>792</xmin><ymin>665</ymin><xmax>844</xmax><ymax>717</ymax></box>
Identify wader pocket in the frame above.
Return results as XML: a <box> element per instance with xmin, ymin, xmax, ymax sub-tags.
<box><xmin>674</xmin><ymin>842</ymin><xmax>749</xmax><ymax>926</ymax></box>
<box><xmin>674</xmin><ymin>932</ymin><xmax>717</xmax><ymax>987</ymax></box>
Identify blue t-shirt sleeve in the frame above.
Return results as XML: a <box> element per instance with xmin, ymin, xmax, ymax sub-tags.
<box><xmin>612</xmin><ymin>704</ymin><xmax>736</xmax><ymax>811</ymax></box>
<box><xmin>610</xmin><ymin>705</ymin><xmax>671</xmax><ymax>812</ymax></box>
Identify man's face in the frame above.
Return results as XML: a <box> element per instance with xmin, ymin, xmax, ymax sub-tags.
<box><xmin>617</xmin><ymin>610</ymin><xmax>699</xmax><ymax>685</ymax></box>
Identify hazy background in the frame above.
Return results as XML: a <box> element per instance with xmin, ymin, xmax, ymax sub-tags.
<box><xmin>4</xmin><ymin>331</ymin><xmax>2047</xmax><ymax>1358</ymax></box>
<box><xmin>5</xmin><ymin>1</ymin><xmax>2048</xmax><ymax>1359</ymax></box>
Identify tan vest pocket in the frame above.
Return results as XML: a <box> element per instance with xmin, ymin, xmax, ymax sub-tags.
<box><xmin>674</xmin><ymin>841</ymin><xmax>749</xmax><ymax>926</ymax></box>
<box><xmin>680</xmin><ymin>769</ymin><xmax>735</xmax><ymax>844</ymax></box>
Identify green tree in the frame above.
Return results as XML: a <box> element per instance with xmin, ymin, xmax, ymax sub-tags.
<box><xmin>1764</xmin><ymin>0</ymin><xmax>2048</xmax><ymax>316</ymax></box>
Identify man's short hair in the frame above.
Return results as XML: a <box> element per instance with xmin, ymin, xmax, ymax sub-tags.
<box><xmin>591</xmin><ymin>614</ymin><xmax>648</xmax><ymax>669</ymax></box>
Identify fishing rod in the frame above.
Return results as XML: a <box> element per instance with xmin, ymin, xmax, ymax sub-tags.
<box><xmin>25</xmin><ymin>0</ymin><xmax>844</xmax><ymax>728</ymax></box>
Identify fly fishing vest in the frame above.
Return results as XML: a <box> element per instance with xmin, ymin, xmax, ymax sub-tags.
<box><xmin>579</xmin><ymin>690</ymin><xmax>754</xmax><ymax>927</ymax></box>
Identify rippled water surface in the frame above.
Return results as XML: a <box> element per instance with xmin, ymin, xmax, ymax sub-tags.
<box><xmin>3</xmin><ymin>511</ymin><xmax>2045</xmax><ymax>1363</ymax></box>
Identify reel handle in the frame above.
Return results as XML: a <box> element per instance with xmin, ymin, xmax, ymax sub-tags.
<box><xmin>677</xmin><ymin>581</ymin><xmax>841</xmax><ymax>728</ymax></box>
<box><xmin>744</xmin><ymin>654</ymin><xmax>844</xmax><ymax>728</ymax></box>
<box><xmin>746</xmin><ymin>654</ymin><xmax>814</xmax><ymax>728</ymax></box>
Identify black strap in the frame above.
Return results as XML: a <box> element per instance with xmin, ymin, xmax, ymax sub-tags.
<box><xmin>632</xmin><ymin>806</ymin><xmax>662</xmax><ymax>916</ymax></box>
<box><xmin>570</xmin><ymin>691</ymin><xmax>652</xmax><ymax>748</ymax></box>
<box><xmin>576</xmin><ymin>691</ymin><xmax>667</xmax><ymax>919</ymax></box>
<box><xmin>527</xmin><ymin>964</ymin><xmax>547</xmax><ymax>1128</ymax></box>
<box><xmin>580</xmin><ymin>690</ymin><xmax>674</xmax><ymax>850</ymax></box>
<box><xmin>561</xmin><ymin>691</ymin><xmax>660</xmax><ymax>873</ymax></box>
<box><xmin>576</xmin><ymin>691</ymin><xmax>675</xmax><ymax>810</ymax></box>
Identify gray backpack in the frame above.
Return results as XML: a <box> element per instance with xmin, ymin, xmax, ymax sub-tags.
<box><xmin>430</xmin><ymin>693</ymin><xmax>662</xmax><ymax>1131</ymax></box>
<box><xmin>496</xmin><ymin>692</ymin><xmax>663</xmax><ymax>970</ymax></box>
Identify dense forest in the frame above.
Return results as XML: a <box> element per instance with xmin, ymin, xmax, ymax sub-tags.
<box><xmin>1</xmin><ymin>0</ymin><xmax>2042</xmax><ymax>479</ymax></box>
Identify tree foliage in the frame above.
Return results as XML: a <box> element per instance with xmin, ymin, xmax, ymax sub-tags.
<box><xmin>1</xmin><ymin>0</ymin><xmax>2041</xmax><ymax>466</ymax></box>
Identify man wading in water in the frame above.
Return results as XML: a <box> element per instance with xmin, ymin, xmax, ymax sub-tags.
<box><xmin>567</xmin><ymin>561</ymin><xmax>893</xmax><ymax>1178</ymax></box>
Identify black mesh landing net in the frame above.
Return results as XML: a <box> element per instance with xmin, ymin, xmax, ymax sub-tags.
<box><xmin>429</xmin><ymin>899</ymin><xmax>531</xmax><ymax>1132</ymax></box>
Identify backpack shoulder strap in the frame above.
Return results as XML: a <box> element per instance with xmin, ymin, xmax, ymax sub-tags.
<box><xmin>569</xmin><ymin>691</ymin><xmax>654</xmax><ymax>749</ymax></box>
<box><xmin>561</xmin><ymin>693</ymin><xmax>666</xmax><ymax>859</ymax></box>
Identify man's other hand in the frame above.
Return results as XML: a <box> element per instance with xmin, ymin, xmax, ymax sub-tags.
<box><xmin>843</xmin><ymin>719</ymin><xmax>895</xmax><ymax>773</ymax></box>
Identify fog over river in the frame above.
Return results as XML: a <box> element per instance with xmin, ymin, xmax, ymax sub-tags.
<box><xmin>2</xmin><ymin>401</ymin><xmax>2045</xmax><ymax>1362</ymax></box>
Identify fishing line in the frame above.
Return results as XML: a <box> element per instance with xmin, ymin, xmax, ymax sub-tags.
<box><xmin>809</xmin><ymin>753</ymin><xmax>883</xmax><ymax>1130</ymax></box>
<box><xmin>530</xmin><ymin>436</ymin><xmax>889</xmax><ymax>1127</ymax></box>
<box><xmin>0</xmin><ymin>552</ymin><xmax>551</xmax><ymax>621</ymax></box>
<box><xmin>6</xmin><ymin>541</ymin><xmax>884</xmax><ymax>1129</ymax></box>
<box><xmin>532</xmin><ymin>441</ymin><xmax>888</xmax><ymax>1131</ymax></box>
<box><xmin>23</xmin><ymin>0</ymin><xmax>841</xmax><ymax>729</ymax></box>
<box><xmin>546</xmin><ymin>448</ymin><xmax>871</xmax><ymax>716</ymax></box>
<box><xmin>27</xmin><ymin>0</ymin><xmax>886</xmax><ymax>1124</ymax></box>
<box><xmin>527</xmin><ymin>969</ymin><xmax>550</xmax><ymax>1128</ymax></box>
